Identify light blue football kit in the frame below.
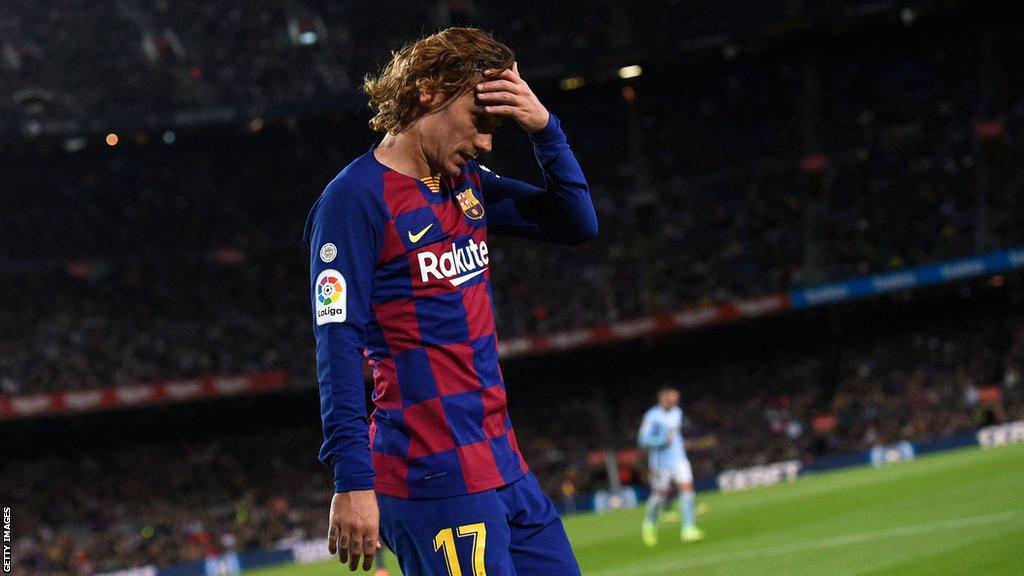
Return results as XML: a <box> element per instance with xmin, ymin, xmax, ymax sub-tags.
<box><xmin>639</xmin><ymin>405</ymin><xmax>697</xmax><ymax>533</ymax></box>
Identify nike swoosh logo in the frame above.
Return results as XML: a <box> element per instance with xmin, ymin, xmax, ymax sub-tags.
<box><xmin>449</xmin><ymin>267</ymin><xmax>487</xmax><ymax>286</ymax></box>
<box><xmin>407</xmin><ymin>223</ymin><xmax>434</xmax><ymax>243</ymax></box>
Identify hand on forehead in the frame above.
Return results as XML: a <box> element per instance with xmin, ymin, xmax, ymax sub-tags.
<box><xmin>468</xmin><ymin>94</ymin><xmax>505</xmax><ymax>130</ymax></box>
<box><xmin>472</xmin><ymin>63</ymin><xmax>520</xmax><ymax>111</ymax></box>
<box><xmin>470</xmin><ymin>61</ymin><xmax>548</xmax><ymax>133</ymax></box>
<box><xmin>481</xmin><ymin>61</ymin><xmax>519</xmax><ymax>80</ymax></box>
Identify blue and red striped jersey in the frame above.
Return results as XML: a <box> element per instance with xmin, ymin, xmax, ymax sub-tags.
<box><xmin>304</xmin><ymin>114</ymin><xmax>597</xmax><ymax>499</ymax></box>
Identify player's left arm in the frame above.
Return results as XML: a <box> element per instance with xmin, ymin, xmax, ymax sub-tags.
<box><xmin>474</xmin><ymin>62</ymin><xmax>598</xmax><ymax>245</ymax></box>
<box><xmin>638</xmin><ymin>412</ymin><xmax>668</xmax><ymax>449</ymax></box>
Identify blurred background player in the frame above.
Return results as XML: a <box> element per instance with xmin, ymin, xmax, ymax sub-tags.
<box><xmin>638</xmin><ymin>386</ymin><xmax>704</xmax><ymax>546</ymax></box>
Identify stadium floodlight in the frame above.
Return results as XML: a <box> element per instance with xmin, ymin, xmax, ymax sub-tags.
<box><xmin>618</xmin><ymin>65</ymin><xmax>642</xmax><ymax>79</ymax></box>
<box><xmin>560</xmin><ymin>76</ymin><xmax>585</xmax><ymax>90</ymax></box>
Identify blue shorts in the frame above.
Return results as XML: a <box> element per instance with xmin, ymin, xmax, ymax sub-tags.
<box><xmin>378</xmin><ymin>472</ymin><xmax>581</xmax><ymax>576</ymax></box>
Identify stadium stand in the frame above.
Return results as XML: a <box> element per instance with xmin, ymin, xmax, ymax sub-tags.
<box><xmin>3</xmin><ymin>2</ymin><xmax>1024</xmax><ymax>575</ymax></box>
<box><xmin>9</xmin><ymin>282</ymin><xmax>1024</xmax><ymax>575</ymax></box>
<box><xmin>3</xmin><ymin>7</ymin><xmax>1023</xmax><ymax>393</ymax></box>
<box><xmin>2</xmin><ymin>1</ymin><xmax>949</xmax><ymax>121</ymax></box>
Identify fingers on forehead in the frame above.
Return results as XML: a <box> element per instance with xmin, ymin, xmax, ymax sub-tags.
<box><xmin>477</xmin><ymin>79</ymin><xmax>515</xmax><ymax>91</ymax></box>
<box><xmin>469</xmin><ymin>101</ymin><xmax>501</xmax><ymax>119</ymax></box>
<box><xmin>481</xmin><ymin>67</ymin><xmax>513</xmax><ymax>79</ymax></box>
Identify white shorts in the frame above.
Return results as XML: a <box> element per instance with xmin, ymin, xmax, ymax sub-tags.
<box><xmin>650</xmin><ymin>461</ymin><xmax>693</xmax><ymax>491</ymax></box>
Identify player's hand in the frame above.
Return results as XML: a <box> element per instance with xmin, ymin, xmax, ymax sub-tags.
<box><xmin>475</xmin><ymin>61</ymin><xmax>550</xmax><ymax>133</ymax></box>
<box><xmin>328</xmin><ymin>490</ymin><xmax>382</xmax><ymax>572</ymax></box>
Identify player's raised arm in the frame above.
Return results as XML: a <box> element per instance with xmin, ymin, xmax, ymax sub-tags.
<box><xmin>474</xmin><ymin>62</ymin><xmax>598</xmax><ymax>245</ymax></box>
<box><xmin>303</xmin><ymin>178</ymin><xmax>382</xmax><ymax>570</ymax></box>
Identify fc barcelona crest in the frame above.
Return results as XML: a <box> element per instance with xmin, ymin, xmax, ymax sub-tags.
<box><xmin>456</xmin><ymin>188</ymin><xmax>485</xmax><ymax>220</ymax></box>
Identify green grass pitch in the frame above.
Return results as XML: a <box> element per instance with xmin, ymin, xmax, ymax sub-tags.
<box><xmin>248</xmin><ymin>443</ymin><xmax>1024</xmax><ymax>575</ymax></box>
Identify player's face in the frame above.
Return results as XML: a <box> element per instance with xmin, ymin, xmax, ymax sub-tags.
<box><xmin>418</xmin><ymin>89</ymin><xmax>503</xmax><ymax>177</ymax></box>
<box><xmin>659</xmin><ymin>390</ymin><xmax>680</xmax><ymax>408</ymax></box>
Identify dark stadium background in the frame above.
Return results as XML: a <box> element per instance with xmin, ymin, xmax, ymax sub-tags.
<box><xmin>2</xmin><ymin>1</ymin><xmax>1023</xmax><ymax>575</ymax></box>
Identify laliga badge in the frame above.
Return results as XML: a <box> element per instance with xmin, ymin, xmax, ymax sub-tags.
<box><xmin>315</xmin><ymin>269</ymin><xmax>346</xmax><ymax>325</ymax></box>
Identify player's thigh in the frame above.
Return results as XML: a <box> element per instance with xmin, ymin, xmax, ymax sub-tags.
<box><xmin>378</xmin><ymin>491</ymin><xmax>515</xmax><ymax>576</ymax></box>
<box><xmin>671</xmin><ymin>460</ymin><xmax>694</xmax><ymax>485</ymax></box>
<box><xmin>504</xmin><ymin>472</ymin><xmax>582</xmax><ymax>576</ymax></box>
<box><xmin>649</xmin><ymin>467</ymin><xmax>671</xmax><ymax>493</ymax></box>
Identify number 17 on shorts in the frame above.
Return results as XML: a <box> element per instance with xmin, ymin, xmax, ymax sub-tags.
<box><xmin>433</xmin><ymin>522</ymin><xmax>487</xmax><ymax>576</ymax></box>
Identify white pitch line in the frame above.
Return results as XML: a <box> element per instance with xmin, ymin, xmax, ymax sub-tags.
<box><xmin>586</xmin><ymin>509</ymin><xmax>1024</xmax><ymax>576</ymax></box>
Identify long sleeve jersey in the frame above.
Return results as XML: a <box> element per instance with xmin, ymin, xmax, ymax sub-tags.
<box><xmin>303</xmin><ymin>114</ymin><xmax>597</xmax><ymax>499</ymax></box>
<box><xmin>638</xmin><ymin>405</ymin><xmax>689</xmax><ymax>471</ymax></box>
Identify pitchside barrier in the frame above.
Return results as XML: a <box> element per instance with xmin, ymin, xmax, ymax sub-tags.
<box><xmin>96</xmin><ymin>420</ymin><xmax>1023</xmax><ymax>576</ymax></box>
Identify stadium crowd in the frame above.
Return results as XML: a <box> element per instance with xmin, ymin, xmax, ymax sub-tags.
<box><xmin>610</xmin><ymin>309</ymin><xmax>1018</xmax><ymax>480</ymax></box>
<box><xmin>3</xmin><ymin>11</ymin><xmax>1024</xmax><ymax>394</ymax></box>
<box><xmin>9</xmin><ymin>298</ymin><xmax>1024</xmax><ymax>575</ymax></box>
<box><xmin>2</xmin><ymin>0</ymin><xmax>968</xmax><ymax>122</ymax></box>
<box><xmin>5</xmin><ymin>4</ymin><xmax>1024</xmax><ymax>574</ymax></box>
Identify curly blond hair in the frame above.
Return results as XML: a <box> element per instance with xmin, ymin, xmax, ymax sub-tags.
<box><xmin>363</xmin><ymin>27</ymin><xmax>515</xmax><ymax>134</ymax></box>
